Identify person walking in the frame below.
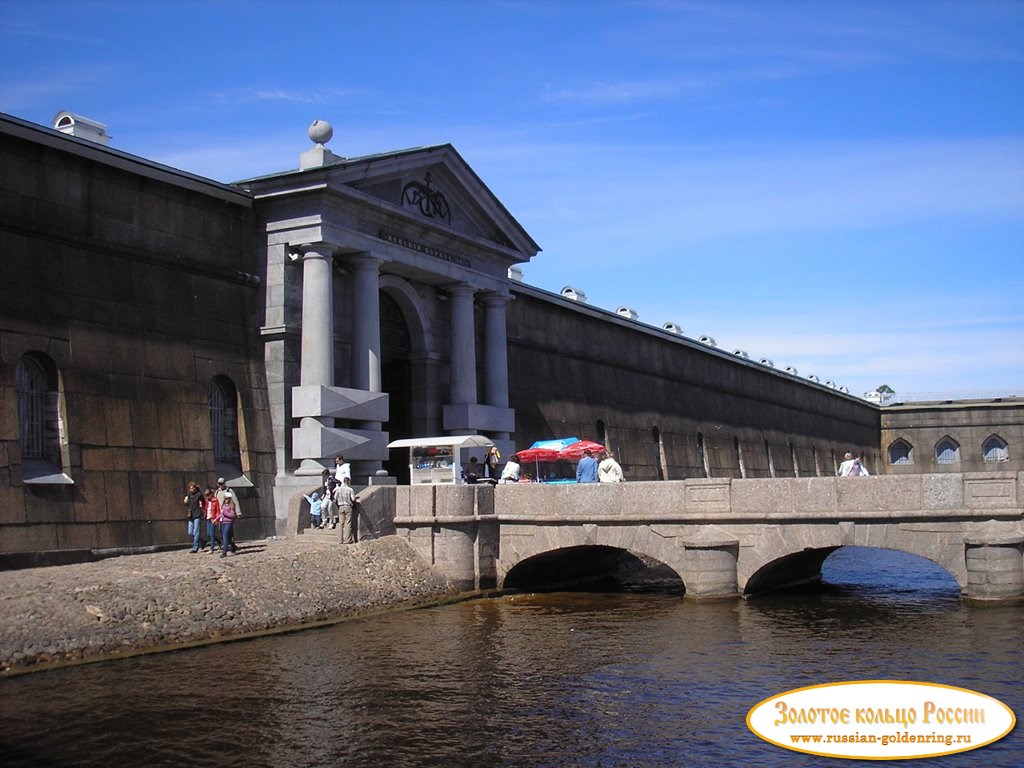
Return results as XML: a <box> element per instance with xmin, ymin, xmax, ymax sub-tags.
<box><xmin>576</xmin><ymin>450</ymin><xmax>599</xmax><ymax>484</ymax></box>
<box><xmin>304</xmin><ymin>490</ymin><xmax>323</xmax><ymax>529</ymax></box>
<box><xmin>204</xmin><ymin>487</ymin><xmax>221</xmax><ymax>554</ymax></box>
<box><xmin>598</xmin><ymin>451</ymin><xmax>625</xmax><ymax>483</ymax></box>
<box><xmin>215</xmin><ymin>478</ymin><xmax>240</xmax><ymax>552</ymax></box>
<box><xmin>183</xmin><ymin>481</ymin><xmax>205</xmax><ymax>553</ymax></box>
<box><xmin>321</xmin><ymin>469</ymin><xmax>338</xmax><ymax>528</ymax></box>
<box><xmin>334</xmin><ymin>476</ymin><xmax>357</xmax><ymax>544</ymax></box>
<box><xmin>334</xmin><ymin>455</ymin><xmax>351</xmax><ymax>484</ymax></box>
<box><xmin>219</xmin><ymin>493</ymin><xmax>238</xmax><ymax>558</ymax></box>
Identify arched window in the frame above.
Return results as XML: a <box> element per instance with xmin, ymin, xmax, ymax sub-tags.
<box><xmin>16</xmin><ymin>356</ymin><xmax>47</xmax><ymax>460</ymax></box>
<box><xmin>16</xmin><ymin>352</ymin><xmax>71</xmax><ymax>484</ymax></box>
<box><xmin>209</xmin><ymin>376</ymin><xmax>241</xmax><ymax>467</ymax></box>
<box><xmin>888</xmin><ymin>439</ymin><xmax>913</xmax><ymax>465</ymax></box>
<box><xmin>935</xmin><ymin>437</ymin><xmax>960</xmax><ymax>465</ymax></box>
<box><xmin>983</xmin><ymin>435</ymin><xmax>1009</xmax><ymax>463</ymax></box>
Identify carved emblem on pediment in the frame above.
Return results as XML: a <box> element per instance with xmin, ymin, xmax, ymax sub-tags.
<box><xmin>401</xmin><ymin>172</ymin><xmax>451</xmax><ymax>225</ymax></box>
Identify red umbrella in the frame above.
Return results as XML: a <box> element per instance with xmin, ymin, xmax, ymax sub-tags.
<box><xmin>515</xmin><ymin>446</ymin><xmax>561</xmax><ymax>463</ymax></box>
<box><xmin>557</xmin><ymin>440</ymin><xmax>606</xmax><ymax>460</ymax></box>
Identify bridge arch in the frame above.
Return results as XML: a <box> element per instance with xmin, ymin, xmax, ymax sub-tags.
<box><xmin>503</xmin><ymin>545</ymin><xmax>684</xmax><ymax>593</ymax></box>
<box><xmin>743</xmin><ymin>544</ymin><xmax>962</xmax><ymax>596</ymax></box>
<box><xmin>742</xmin><ymin>528</ymin><xmax>969</xmax><ymax>597</ymax></box>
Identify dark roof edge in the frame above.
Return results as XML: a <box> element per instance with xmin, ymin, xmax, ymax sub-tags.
<box><xmin>0</xmin><ymin>112</ymin><xmax>252</xmax><ymax>207</ymax></box>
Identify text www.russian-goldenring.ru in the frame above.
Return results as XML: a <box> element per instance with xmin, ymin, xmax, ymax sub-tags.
<box><xmin>790</xmin><ymin>732</ymin><xmax>972</xmax><ymax>748</ymax></box>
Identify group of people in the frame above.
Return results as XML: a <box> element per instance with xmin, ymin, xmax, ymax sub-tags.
<box><xmin>305</xmin><ymin>455</ymin><xmax>358</xmax><ymax>543</ymax></box>
<box><xmin>183</xmin><ymin>477</ymin><xmax>240</xmax><ymax>557</ymax></box>
<box><xmin>575</xmin><ymin>449</ymin><xmax>625</xmax><ymax>483</ymax></box>
<box><xmin>491</xmin><ymin>448</ymin><xmax>625</xmax><ymax>484</ymax></box>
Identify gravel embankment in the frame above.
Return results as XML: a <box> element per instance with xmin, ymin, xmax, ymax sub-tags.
<box><xmin>0</xmin><ymin>536</ymin><xmax>458</xmax><ymax>676</ymax></box>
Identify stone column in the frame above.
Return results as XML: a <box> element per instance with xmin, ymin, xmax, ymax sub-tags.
<box><xmin>349</xmin><ymin>254</ymin><xmax>384</xmax><ymax>478</ymax></box>
<box><xmin>482</xmin><ymin>292</ymin><xmax>511</xmax><ymax>441</ymax></box>
<box><xmin>297</xmin><ymin>245</ymin><xmax>334</xmax><ymax>388</ymax></box>
<box><xmin>448</xmin><ymin>284</ymin><xmax>477</xmax><ymax>407</ymax></box>
<box><xmin>349</xmin><ymin>255</ymin><xmax>382</xmax><ymax>394</ymax></box>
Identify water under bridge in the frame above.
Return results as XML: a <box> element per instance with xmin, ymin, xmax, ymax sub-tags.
<box><xmin>335</xmin><ymin>472</ymin><xmax>1024</xmax><ymax>600</ymax></box>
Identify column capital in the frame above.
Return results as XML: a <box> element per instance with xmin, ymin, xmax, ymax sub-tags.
<box><xmin>288</xmin><ymin>242</ymin><xmax>337</xmax><ymax>261</ymax></box>
<box><xmin>444</xmin><ymin>283</ymin><xmax>477</xmax><ymax>300</ymax></box>
<box><xmin>347</xmin><ymin>253</ymin><xmax>384</xmax><ymax>271</ymax></box>
<box><xmin>480</xmin><ymin>290</ymin><xmax>510</xmax><ymax>307</ymax></box>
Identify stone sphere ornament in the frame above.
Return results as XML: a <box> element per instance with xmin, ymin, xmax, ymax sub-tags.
<box><xmin>308</xmin><ymin>120</ymin><xmax>333</xmax><ymax>146</ymax></box>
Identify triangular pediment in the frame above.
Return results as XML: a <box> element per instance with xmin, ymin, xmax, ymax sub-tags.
<box><xmin>323</xmin><ymin>144</ymin><xmax>540</xmax><ymax>261</ymax></box>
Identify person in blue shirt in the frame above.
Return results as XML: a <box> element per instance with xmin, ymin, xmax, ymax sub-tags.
<box><xmin>304</xmin><ymin>490</ymin><xmax>323</xmax><ymax>529</ymax></box>
<box><xmin>576</xmin><ymin>450</ymin><xmax>599</xmax><ymax>483</ymax></box>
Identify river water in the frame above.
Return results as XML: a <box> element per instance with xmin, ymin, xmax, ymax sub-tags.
<box><xmin>1</xmin><ymin>547</ymin><xmax>1021</xmax><ymax>767</ymax></box>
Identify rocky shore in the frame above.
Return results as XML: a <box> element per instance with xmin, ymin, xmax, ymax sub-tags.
<box><xmin>0</xmin><ymin>536</ymin><xmax>459</xmax><ymax>676</ymax></box>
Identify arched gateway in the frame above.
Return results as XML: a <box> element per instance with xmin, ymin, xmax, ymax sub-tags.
<box><xmin>246</xmin><ymin>126</ymin><xmax>539</xmax><ymax>522</ymax></box>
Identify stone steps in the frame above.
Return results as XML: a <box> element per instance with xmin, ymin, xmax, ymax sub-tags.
<box><xmin>298</xmin><ymin>526</ymin><xmax>343</xmax><ymax>545</ymax></box>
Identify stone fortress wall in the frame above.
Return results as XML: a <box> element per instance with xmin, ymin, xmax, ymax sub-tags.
<box><xmin>0</xmin><ymin>111</ymin><xmax>1018</xmax><ymax>563</ymax></box>
<box><xmin>507</xmin><ymin>283</ymin><xmax>880</xmax><ymax>481</ymax></box>
<box><xmin>0</xmin><ymin>115</ymin><xmax>277</xmax><ymax>562</ymax></box>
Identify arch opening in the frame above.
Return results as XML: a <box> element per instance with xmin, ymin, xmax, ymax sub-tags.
<box><xmin>380</xmin><ymin>289</ymin><xmax>414</xmax><ymax>483</ymax></box>
<box><xmin>504</xmin><ymin>546</ymin><xmax>684</xmax><ymax>595</ymax></box>
<box><xmin>745</xmin><ymin>547</ymin><xmax>840</xmax><ymax>596</ymax></box>
<box><xmin>822</xmin><ymin>546</ymin><xmax>960</xmax><ymax>598</ymax></box>
<box><xmin>745</xmin><ymin>546</ymin><xmax>960</xmax><ymax>599</ymax></box>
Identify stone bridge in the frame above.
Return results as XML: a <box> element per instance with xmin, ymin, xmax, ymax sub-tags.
<box><xmin>351</xmin><ymin>473</ymin><xmax>1024</xmax><ymax>601</ymax></box>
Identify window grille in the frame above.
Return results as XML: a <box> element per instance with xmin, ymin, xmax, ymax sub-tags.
<box><xmin>983</xmin><ymin>436</ymin><xmax>1009</xmax><ymax>462</ymax></box>
<box><xmin>935</xmin><ymin>438</ymin><xmax>960</xmax><ymax>464</ymax></box>
<box><xmin>888</xmin><ymin>440</ymin><xmax>913</xmax><ymax>465</ymax></box>
<box><xmin>209</xmin><ymin>378</ymin><xmax>240</xmax><ymax>464</ymax></box>
<box><xmin>16</xmin><ymin>357</ymin><xmax>47</xmax><ymax>459</ymax></box>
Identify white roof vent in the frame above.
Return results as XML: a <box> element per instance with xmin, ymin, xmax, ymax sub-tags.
<box><xmin>732</xmin><ymin>349</ymin><xmax>749</xmax><ymax>359</ymax></box>
<box><xmin>825</xmin><ymin>380</ymin><xmax>837</xmax><ymax>389</ymax></box>
<box><xmin>759</xmin><ymin>358</ymin><xmax>775</xmax><ymax>368</ymax></box>
<box><xmin>785</xmin><ymin>366</ymin><xmax>799</xmax><ymax>376</ymax></box>
<box><xmin>838</xmin><ymin>386</ymin><xmax>849</xmax><ymax>393</ymax></box>
<box><xmin>662</xmin><ymin>322</ymin><xmax>683</xmax><ymax>335</ymax></box>
<box><xmin>698</xmin><ymin>335</ymin><xmax>717</xmax><ymax>347</ymax></box>
<box><xmin>561</xmin><ymin>285</ymin><xmax>587</xmax><ymax>302</ymax></box>
<box><xmin>616</xmin><ymin>306</ymin><xmax>639</xmax><ymax>321</ymax></box>
<box><xmin>52</xmin><ymin>111</ymin><xmax>110</xmax><ymax>145</ymax></box>
<box><xmin>807</xmin><ymin>374</ymin><xmax>820</xmax><ymax>383</ymax></box>
<box><xmin>508</xmin><ymin>265</ymin><xmax>524</xmax><ymax>282</ymax></box>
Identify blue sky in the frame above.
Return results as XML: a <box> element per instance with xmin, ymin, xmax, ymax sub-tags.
<box><xmin>2</xmin><ymin>0</ymin><xmax>1022</xmax><ymax>400</ymax></box>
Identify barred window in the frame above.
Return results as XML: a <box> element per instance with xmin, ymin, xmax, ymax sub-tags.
<box><xmin>16</xmin><ymin>352</ymin><xmax>71</xmax><ymax>484</ymax></box>
<box><xmin>209</xmin><ymin>377</ymin><xmax>241</xmax><ymax>465</ymax></box>
<box><xmin>935</xmin><ymin>437</ymin><xmax>960</xmax><ymax>465</ymax></box>
<box><xmin>16</xmin><ymin>356</ymin><xmax>47</xmax><ymax>459</ymax></box>
<box><xmin>983</xmin><ymin>435</ymin><xmax>1009</xmax><ymax>463</ymax></box>
<box><xmin>888</xmin><ymin>439</ymin><xmax>913</xmax><ymax>465</ymax></box>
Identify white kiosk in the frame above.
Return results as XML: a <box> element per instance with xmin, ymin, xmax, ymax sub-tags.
<box><xmin>387</xmin><ymin>435</ymin><xmax>496</xmax><ymax>485</ymax></box>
